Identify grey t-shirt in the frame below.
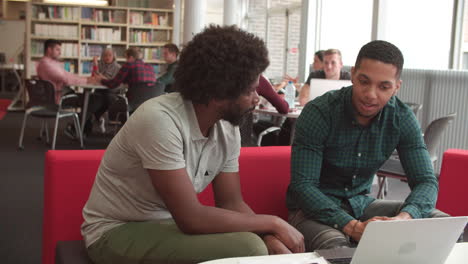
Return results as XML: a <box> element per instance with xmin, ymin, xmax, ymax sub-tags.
<box><xmin>81</xmin><ymin>93</ymin><xmax>240</xmax><ymax>247</ymax></box>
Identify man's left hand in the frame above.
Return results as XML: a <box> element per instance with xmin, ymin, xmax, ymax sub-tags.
<box><xmin>263</xmin><ymin>234</ymin><xmax>292</xmax><ymax>255</ymax></box>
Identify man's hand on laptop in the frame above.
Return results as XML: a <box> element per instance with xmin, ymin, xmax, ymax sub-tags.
<box><xmin>386</xmin><ymin>212</ymin><xmax>413</xmax><ymax>221</ymax></box>
<box><xmin>343</xmin><ymin>217</ymin><xmax>388</xmax><ymax>241</ymax></box>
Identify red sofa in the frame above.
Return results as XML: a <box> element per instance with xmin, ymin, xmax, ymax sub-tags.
<box><xmin>436</xmin><ymin>149</ymin><xmax>468</xmax><ymax>216</ymax></box>
<box><xmin>43</xmin><ymin>146</ymin><xmax>292</xmax><ymax>264</ymax></box>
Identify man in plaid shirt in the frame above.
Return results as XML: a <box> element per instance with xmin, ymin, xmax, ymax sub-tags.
<box><xmin>98</xmin><ymin>47</ymin><xmax>156</xmax><ymax>89</ymax></box>
<box><xmin>287</xmin><ymin>40</ymin><xmax>450</xmax><ymax>252</ymax></box>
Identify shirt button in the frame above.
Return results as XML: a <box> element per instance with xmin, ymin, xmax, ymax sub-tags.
<box><xmin>344</xmin><ymin>187</ymin><xmax>348</xmax><ymax>191</ymax></box>
<box><xmin>357</xmin><ymin>153</ymin><xmax>361</xmax><ymax>157</ymax></box>
<box><xmin>353</xmin><ymin>175</ymin><xmax>357</xmax><ymax>179</ymax></box>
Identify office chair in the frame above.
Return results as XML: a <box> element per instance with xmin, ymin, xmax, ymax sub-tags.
<box><xmin>107</xmin><ymin>82</ymin><xmax>165</xmax><ymax>133</ymax></box>
<box><xmin>404</xmin><ymin>102</ymin><xmax>423</xmax><ymax>117</ymax></box>
<box><xmin>376</xmin><ymin>112</ymin><xmax>457</xmax><ymax>199</ymax></box>
<box><xmin>126</xmin><ymin>82</ymin><xmax>165</xmax><ymax>112</ymax></box>
<box><xmin>18</xmin><ymin>79</ymin><xmax>84</xmax><ymax>150</ymax></box>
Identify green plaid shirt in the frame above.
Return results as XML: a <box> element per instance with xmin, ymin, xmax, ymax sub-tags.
<box><xmin>287</xmin><ymin>86</ymin><xmax>438</xmax><ymax>230</ymax></box>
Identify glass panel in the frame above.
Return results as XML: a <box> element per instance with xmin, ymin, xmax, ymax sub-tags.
<box><xmin>379</xmin><ymin>0</ymin><xmax>453</xmax><ymax>69</ymax></box>
<box><xmin>320</xmin><ymin>0</ymin><xmax>373</xmax><ymax>67</ymax></box>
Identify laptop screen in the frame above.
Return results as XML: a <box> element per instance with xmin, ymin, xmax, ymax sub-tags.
<box><xmin>308</xmin><ymin>78</ymin><xmax>352</xmax><ymax>102</ymax></box>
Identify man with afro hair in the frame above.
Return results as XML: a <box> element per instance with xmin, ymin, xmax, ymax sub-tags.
<box><xmin>81</xmin><ymin>25</ymin><xmax>304</xmax><ymax>264</ymax></box>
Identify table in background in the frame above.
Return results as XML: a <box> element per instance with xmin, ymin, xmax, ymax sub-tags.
<box><xmin>200</xmin><ymin>242</ymin><xmax>468</xmax><ymax>264</ymax></box>
<box><xmin>254</xmin><ymin>107</ymin><xmax>302</xmax><ymax>145</ymax></box>
<box><xmin>0</xmin><ymin>64</ymin><xmax>25</xmax><ymax>111</ymax></box>
<box><xmin>76</xmin><ymin>84</ymin><xmax>108</xmax><ymax>135</ymax></box>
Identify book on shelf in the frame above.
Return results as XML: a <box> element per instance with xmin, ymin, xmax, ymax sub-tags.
<box><xmin>80</xmin><ymin>44</ymin><xmax>126</xmax><ymax>58</ymax></box>
<box><xmin>130</xmin><ymin>11</ymin><xmax>168</xmax><ymax>26</ymax></box>
<box><xmin>34</xmin><ymin>24</ymin><xmax>79</xmax><ymax>38</ymax></box>
<box><xmin>130</xmin><ymin>30</ymin><xmax>168</xmax><ymax>43</ymax></box>
<box><xmin>31</xmin><ymin>41</ymin><xmax>78</xmax><ymax>57</ymax></box>
<box><xmin>81</xmin><ymin>27</ymin><xmax>122</xmax><ymax>42</ymax></box>
<box><xmin>63</xmin><ymin>61</ymin><xmax>76</xmax><ymax>73</ymax></box>
<box><xmin>81</xmin><ymin>8</ymin><xmax>126</xmax><ymax>23</ymax></box>
<box><xmin>32</xmin><ymin>5</ymin><xmax>80</xmax><ymax>20</ymax></box>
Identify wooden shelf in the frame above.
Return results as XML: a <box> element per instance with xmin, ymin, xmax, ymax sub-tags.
<box><xmin>31</xmin><ymin>35</ymin><xmax>79</xmax><ymax>41</ymax></box>
<box><xmin>80</xmin><ymin>21</ymin><xmax>127</xmax><ymax>27</ymax></box>
<box><xmin>81</xmin><ymin>40</ymin><xmax>127</xmax><ymax>45</ymax></box>
<box><xmin>128</xmin><ymin>42</ymin><xmax>167</xmax><ymax>46</ymax></box>
<box><xmin>31</xmin><ymin>55</ymin><xmax>79</xmax><ymax>60</ymax></box>
<box><xmin>31</xmin><ymin>18</ymin><xmax>79</xmax><ymax>24</ymax></box>
<box><xmin>26</xmin><ymin>2</ymin><xmax>174</xmax><ymax>78</ymax></box>
<box><xmin>81</xmin><ymin>57</ymin><xmax>126</xmax><ymax>62</ymax></box>
<box><xmin>128</xmin><ymin>25</ymin><xmax>173</xmax><ymax>30</ymax></box>
<box><xmin>145</xmin><ymin>59</ymin><xmax>166</xmax><ymax>64</ymax></box>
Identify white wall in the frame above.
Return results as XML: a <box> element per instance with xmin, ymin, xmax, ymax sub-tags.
<box><xmin>0</xmin><ymin>20</ymin><xmax>26</xmax><ymax>63</ymax></box>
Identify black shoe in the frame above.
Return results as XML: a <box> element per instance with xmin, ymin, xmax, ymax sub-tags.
<box><xmin>64</xmin><ymin>124</ymin><xmax>77</xmax><ymax>140</ymax></box>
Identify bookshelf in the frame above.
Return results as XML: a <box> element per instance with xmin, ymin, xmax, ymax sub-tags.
<box><xmin>25</xmin><ymin>2</ymin><xmax>174</xmax><ymax>78</ymax></box>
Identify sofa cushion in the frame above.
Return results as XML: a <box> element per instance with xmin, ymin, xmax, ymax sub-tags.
<box><xmin>55</xmin><ymin>241</ymin><xmax>92</xmax><ymax>264</ymax></box>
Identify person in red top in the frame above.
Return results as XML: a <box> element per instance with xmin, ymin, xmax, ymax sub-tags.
<box><xmin>257</xmin><ymin>75</ymin><xmax>289</xmax><ymax>114</ymax></box>
<box><xmin>96</xmin><ymin>47</ymin><xmax>156</xmax><ymax>89</ymax></box>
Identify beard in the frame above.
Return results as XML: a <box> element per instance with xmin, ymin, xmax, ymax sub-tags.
<box><xmin>222</xmin><ymin>103</ymin><xmax>255</xmax><ymax>126</ymax></box>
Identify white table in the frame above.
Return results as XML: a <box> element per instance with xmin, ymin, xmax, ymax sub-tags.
<box><xmin>76</xmin><ymin>84</ymin><xmax>108</xmax><ymax>135</ymax></box>
<box><xmin>254</xmin><ymin>107</ymin><xmax>302</xmax><ymax>145</ymax></box>
<box><xmin>200</xmin><ymin>242</ymin><xmax>468</xmax><ymax>264</ymax></box>
<box><xmin>0</xmin><ymin>64</ymin><xmax>25</xmax><ymax>111</ymax></box>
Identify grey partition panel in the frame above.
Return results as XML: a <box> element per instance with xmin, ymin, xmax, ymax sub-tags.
<box><xmin>397</xmin><ymin>68</ymin><xmax>468</xmax><ymax>173</ymax></box>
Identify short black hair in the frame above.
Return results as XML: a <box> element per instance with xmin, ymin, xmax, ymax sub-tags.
<box><xmin>44</xmin><ymin>39</ymin><xmax>61</xmax><ymax>55</ymax></box>
<box><xmin>315</xmin><ymin>50</ymin><xmax>324</xmax><ymax>62</ymax></box>
<box><xmin>174</xmin><ymin>25</ymin><xmax>269</xmax><ymax>105</ymax></box>
<box><xmin>355</xmin><ymin>40</ymin><xmax>404</xmax><ymax>78</ymax></box>
<box><xmin>163</xmin><ymin>43</ymin><xmax>180</xmax><ymax>57</ymax></box>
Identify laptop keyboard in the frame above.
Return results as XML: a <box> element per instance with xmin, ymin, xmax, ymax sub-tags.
<box><xmin>327</xmin><ymin>258</ymin><xmax>351</xmax><ymax>264</ymax></box>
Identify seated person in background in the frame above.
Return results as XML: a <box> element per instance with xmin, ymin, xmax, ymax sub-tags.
<box><xmin>92</xmin><ymin>48</ymin><xmax>121</xmax><ymax>133</ymax></box>
<box><xmin>81</xmin><ymin>25</ymin><xmax>304</xmax><ymax>264</ymax></box>
<box><xmin>97</xmin><ymin>47</ymin><xmax>156</xmax><ymax>90</ymax></box>
<box><xmin>157</xmin><ymin>43</ymin><xmax>179</xmax><ymax>93</ymax></box>
<box><xmin>36</xmin><ymin>38</ymin><xmax>101</xmax><ymax>136</ymax></box>
<box><xmin>298</xmin><ymin>48</ymin><xmax>351</xmax><ymax>106</ymax></box>
<box><xmin>311</xmin><ymin>50</ymin><xmax>324</xmax><ymax>72</ymax></box>
<box><xmin>287</xmin><ymin>40</ymin><xmax>449</xmax><ymax>252</ymax></box>
<box><xmin>93</xmin><ymin>48</ymin><xmax>121</xmax><ymax>80</ymax></box>
<box><xmin>258</xmin><ymin>75</ymin><xmax>289</xmax><ymax>114</ymax></box>
<box><xmin>36</xmin><ymin>39</ymin><xmax>95</xmax><ymax>104</ymax></box>
<box><xmin>96</xmin><ymin>47</ymin><xmax>156</xmax><ymax>116</ymax></box>
<box><xmin>240</xmin><ymin>75</ymin><xmax>289</xmax><ymax>146</ymax></box>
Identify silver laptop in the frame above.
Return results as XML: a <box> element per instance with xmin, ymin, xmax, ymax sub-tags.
<box><xmin>308</xmin><ymin>78</ymin><xmax>352</xmax><ymax>102</ymax></box>
<box><xmin>316</xmin><ymin>216</ymin><xmax>468</xmax><ymax>264</ymax></box>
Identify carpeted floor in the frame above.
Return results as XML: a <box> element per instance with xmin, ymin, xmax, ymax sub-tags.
<box><xmin>0</xmin><ymin>98</ymin><xmax>11</xmax><ymax>120</ymax></box>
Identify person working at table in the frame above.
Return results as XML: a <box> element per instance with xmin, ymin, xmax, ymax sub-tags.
<box><xmin>91</xmin><ymin>47</ymin><xmax>121</xmax><ymax>133</ymax></box>
<box><xmin>96</xmin><ymin>47</ymin><xmax>156</xmax><ymax>90</ymax></box>
<box><xmin>95</xmin><ymin>47</ymin><xmax>156</xmax><ymax>119</ymax></box>
<box><xmin>287</xmin><ymin>40</ymin><xmax>449</xmax><ymax>252</ymax></box>
<box><xmin>156</xmin><ymin>43</ymin><xmax>179</xmax><ymax>93</ymax></box>
<box><xmin>311</xmin><ymin>50</ymin><xmax>325</xmax><ymax>72</ymax></box>
<box><xmin>36</xmin><ymin>38</ymin><xmax>101</xmax><ymax>137</ymax></box>
<box><xmin>298</xmin><ymin>48</ymin><xmax>351</xmax><ymax>106</ymax></box>
<box><xmin>81</xmin><ymin>25</ymin><xmax>304</xmax><ymax>264</ymax></box>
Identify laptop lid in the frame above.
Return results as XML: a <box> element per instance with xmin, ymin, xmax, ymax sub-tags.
<box><xmin>308</xmin><ymin>78</ymin><xmax>352</xmax><ymax>102</ymax></box>
<box><xmin>350</xmin><ymin>216</ymin><xmax>468</xmax><ymax>264</ymax></box>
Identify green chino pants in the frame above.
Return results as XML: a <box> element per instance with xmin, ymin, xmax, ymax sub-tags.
<box><xmin>87</xmin><ymin>219</ymin><xmax>268</xmax><ymax>264</ymax></box>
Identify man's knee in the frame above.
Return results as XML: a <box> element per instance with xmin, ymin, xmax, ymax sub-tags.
<box><xmin>307</xmin><ymin>228</ymin><xmax>349</xmax><ymax>251</ymax></box>
<box><xmin>227</xmin><ymin>232</ymin><xmax>268</xmax><ymax>257</ymax></box>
